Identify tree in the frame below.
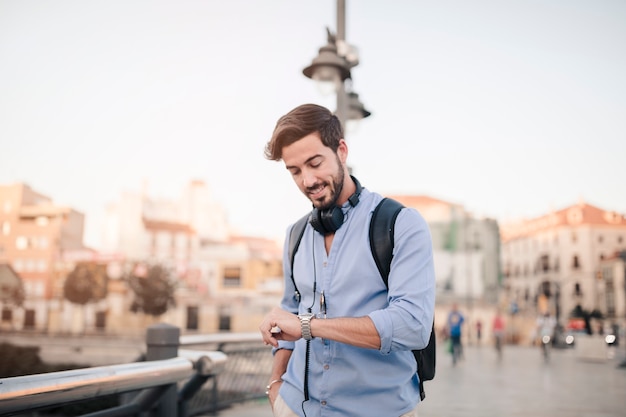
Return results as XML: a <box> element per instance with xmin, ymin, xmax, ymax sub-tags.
<box><xmin>127</xmin><ymin>264</ymin><xmax>176</xmax><ymax>317</ymax></box>
<box><xmin>0</xmin><ymin>264</ymin><xmax>25</xmax><ymax>307</ymax></box>
<box><xmin>63</xmin><ymin>263</ymin><xmax>108</xmax><ymax>305</ymax></box>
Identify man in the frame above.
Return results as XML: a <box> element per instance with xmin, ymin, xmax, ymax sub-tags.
<box><xmin>446</xmin><ymin>303</ymin><xmax>464</xmax><ymax>365</ymax></box>
<box><xmin>259</xmin><ymin>104</ymin><xmax>435</xmax><ymax>417</ymax></box>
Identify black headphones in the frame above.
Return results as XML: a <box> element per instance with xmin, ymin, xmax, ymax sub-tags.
<box><xmin>309</xmin><ymin>176</ymin><xmax>362</xmax><ymax>235</ymax></box>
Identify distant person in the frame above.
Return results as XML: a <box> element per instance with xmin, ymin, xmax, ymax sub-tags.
<box><xmin>259</xmin><ymin>104</ymin><xmax>436</xmax><ymax>417</ymax></box>
<box><xmin>536</xmin><ymin>312</ymin><xmax>556</xmax><ymax>361</ymax></box>
<box><xmin>492</xmin><ymin>310</ymin><xmax>505</xmax><ymax>360</ymax></box>
<box><xmin>447</xmin><ymin>303</ymin><xmax>465</xmax><ymax>365</ymax></box>
<box><xmin>476</xmin><ymin>319</ymin><xmax>483</xmax><ymax>346</ymax></box>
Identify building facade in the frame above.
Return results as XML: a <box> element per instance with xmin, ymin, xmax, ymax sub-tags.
<box><xmin>0</xmin><ymin>183</ymin><xmax>85</xmax><ymax>330</ymax></box>
<box><xmin>500</xmin><ymin>202</ymin><xmax>626</xmax><ymax>334</ymax></box>
<box><xmin>0</xmin><ymin>181</ymin><xmax>284</xmax><ymax>335</ymax></box>
<box><xmin>96</xmin><ymin>179</ymin><xmax>283</xmax><ymax>335</ymax></box>
<box><xmin>388</xmin><ymin>195</ymin><xmax>502</xmax><ymax>305</ymax></box>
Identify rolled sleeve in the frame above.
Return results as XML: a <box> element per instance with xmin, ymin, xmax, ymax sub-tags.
<box><xmin>272</xmin><ymin>341</ymin><xmax>295</xmax><ymax>355</ymax></box>
<box><xmin>369</xmin><ymin>309</ymin><xmax>394</xmax><ymax>354</ymax></box>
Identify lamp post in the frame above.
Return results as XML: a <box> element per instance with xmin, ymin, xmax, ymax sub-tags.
<box><xmin>302</xmin><ymin>0</ymin><xmax>370</xmax><ymax>132</ymax></box>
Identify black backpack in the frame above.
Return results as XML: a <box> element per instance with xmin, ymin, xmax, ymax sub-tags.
<box><xmin>288</xmin><ymin>197</ymin><xmax>436</xmax><ymax>401</ymax></box>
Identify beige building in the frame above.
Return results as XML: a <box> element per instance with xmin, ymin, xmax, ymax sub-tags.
<box><xmin>500</xmin><ymin>201</ymin><xmax>626</xmax><ymax>334</ymax></box>
<box><xmin>0</xmin><ymin>183</ymin><xmax>85</xmax><ymax>330</ymax></box>
<box><xmin>96</xmin><ymin>180</ymin><xmax>283</xmax><ymax>335</ymax></box>
<box><xmin>597</xmin><ymin>251</ymin><xmax>626</xmax><ymax>325</ymax></box>
<box><xmin>388</xmin><ymin>195</ymin><xmax>502</xmax><ymax>305</ymax></box>
<box><xmin>0</xmin><ymin>181</ymin><xmax>283</xmax><ymax>336</ymax></box>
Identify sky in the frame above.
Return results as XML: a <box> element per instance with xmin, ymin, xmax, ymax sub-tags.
<box><xmin>1</xmin><ymin>0</ymin><xmax>625</xmax><ymax>249</ymax></box>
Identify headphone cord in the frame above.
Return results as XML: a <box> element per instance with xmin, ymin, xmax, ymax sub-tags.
<box><xmin>300</xmin><ymin>231</ymin><xmax>317</xmax><ymax>416</ymax></box>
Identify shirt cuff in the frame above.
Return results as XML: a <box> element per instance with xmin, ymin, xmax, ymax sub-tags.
<box><xmin>368</xmin><ymin>310</ymin><xmax>392</xmax><ymax>354</ymax></box>
<box><xmin>272</xmin><ymin>340</ymin><xmax>295</xmax><ymax>355</ymax></box>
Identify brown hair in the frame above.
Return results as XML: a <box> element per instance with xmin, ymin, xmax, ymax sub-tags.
<box><xmin>264</xmin><ymin>103</ymin><xmax>343</xmax><ymax>161</ymax></box>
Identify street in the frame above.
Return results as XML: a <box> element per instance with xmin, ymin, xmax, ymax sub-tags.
<box><xmin>216</xmin><ymin>344</ymin><xmax>626</xmax><ymax>417</ymax></box>
<box><xmin>419</xmin><ymin>344</ymin><xmax>625</xmax><ymax>417</ymax></box>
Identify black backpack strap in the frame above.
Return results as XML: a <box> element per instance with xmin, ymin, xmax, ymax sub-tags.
<box><xmin>370</xmin><ymin>197</ymin><xmax>433</xmax><ymax>401</ymax></box>
<box><xmin>369</xmin><ymin>197</ymin><xmax>404</xmax><ymax>284</ymax></box>
<box><xmin>288</xmin><ymin>213</ymin><xmax>309</xmax><ymax>302</ymax></box>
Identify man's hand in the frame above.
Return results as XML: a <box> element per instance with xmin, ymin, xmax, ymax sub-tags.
<box><xmin>260</xmin><ymin>307</ymin><xmax>302</xmax><ymax>347</ymax></box>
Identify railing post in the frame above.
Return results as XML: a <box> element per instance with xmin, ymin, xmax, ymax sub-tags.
<box><xmin>146</xmin><ymin>323</ymin><xmax>180</xmax><ymax>417</ymax></box>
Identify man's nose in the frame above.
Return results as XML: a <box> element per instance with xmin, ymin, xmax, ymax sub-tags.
<box><xmin>301</xmin><ymin>170</ymin><xmax>316</xmax><ymax>188</ymax></box>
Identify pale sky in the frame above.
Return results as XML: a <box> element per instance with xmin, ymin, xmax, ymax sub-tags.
<box><xmin>1</xmin><ymin>0</ymin><xmax>625</xmax><ymax>249</ymax></box>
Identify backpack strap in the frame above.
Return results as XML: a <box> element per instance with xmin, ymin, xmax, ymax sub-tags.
<box><xmin>287</xmin><ymin>213</ymin><xmax>309</xmax><ymax>302</ymax></box>
<box><xmin>369</xmin><ymin>197</ymin><xmax>404</xmax><ymax>283</ymax></box>
<box><xmin>370</xmin><ymin>197</ymin><xmax>433</xmax><ymax>401</ymax></box>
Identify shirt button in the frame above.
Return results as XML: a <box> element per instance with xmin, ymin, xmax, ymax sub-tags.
<box><xmin>323</xmin><ymin>261</ymin><xmax>327</xmax><ymax>267</ymax></box>
<box><xmin>324</xmin><ymin>364</ymin><xmax>330</xmax><ymax>370</ymax></box>
<box><xmin>321</xmin><ymin>401</ymin><xmax>327</xmax><ymax>406</ymax></box>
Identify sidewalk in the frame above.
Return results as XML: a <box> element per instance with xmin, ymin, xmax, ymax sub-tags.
<box><xmin>212</xmin><ymin>399</ymin><xmax>273</xmax><ymax>417</ymax></box>
<box><xmin>208</xmin><ymin>344</ymin><xmax>626</xmax><ymax>417</ymax></box>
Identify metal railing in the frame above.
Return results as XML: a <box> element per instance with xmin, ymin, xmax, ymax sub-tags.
<box><xmin>0</xmin><ymin>324</ymin><xmax>275</xmax><ymax>417</ymax></box>
<box><xmin>179</xmin><ymin>332</ymin><xmax>273</xmax><ymax>414</ymax></box>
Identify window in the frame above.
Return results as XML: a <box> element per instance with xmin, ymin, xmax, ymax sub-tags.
<box><xmin>13</xmin><ymin>259</ymin><xmax>23</xmax><ymax>272</ymax></box>
<box><xmin>1</xmin><ymin>308</ymin><xmax>12</xmax><ymax>322</ymax></box>
<box><xmin>219</xmin><ymin>306</ymin><xmax>231</xmax><ymax>331</ymax></box>
<box><xmin>1</xmin><ymin>221</ymin><xmax>9</xmax><ymax>236</ymax></box>
<box><xmin>23</xmin><ymin>309</ymin><xmax>35</xmax><ymax>328</ymax></box>
<box><xmin>186</xmin><ymin>306</ymin><xmax>199</xmax><ymax>330</ymax></box>
<box><xmin>223</xmin><ymin>266</ymin><xmax>241</xmax><ymax>287</ymax></box>
<box><xmin>572</xmin><ymin>255</ymin><xmax>580</xmax><ymax>269</ymax></box>
<box><xmin>540</xmin><ymin>255</ymin><xmax>550</xmax><ymax>272</ymax></box>
<box><xmin>25</xmin><ymin>259</ymin><xmax>36</xmax><ymax>272</ymax></box>
<box><xmin>95</xmin><ymin>311</ymin><xmax>106</xmax><ymax>330</ymax></box>
<box><xmin>598</xmin><ymin>235</ymin><xmax>604</xmax><ymax>243</ymax></box>
<box><xmin>15</xmin><ymin>236</ymin><xmax>28</xmax><ymax>250</ymax></box>
<box><xmin>604</xmin><ymin>268</ymin><xmax>616</xmax><ymax>317</ymax></box>
<box><xmin>574</xmin><ymin>283</ymin><xmax>582</xmax><ymax>296</ymax></box>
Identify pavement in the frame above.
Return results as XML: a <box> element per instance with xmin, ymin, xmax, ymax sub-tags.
<box><xmin>208</xmin><ymin>344</ymin><xmax>626</xmax><ymax>417</ymax></box>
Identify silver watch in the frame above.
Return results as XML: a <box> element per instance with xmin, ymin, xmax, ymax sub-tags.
<box><xmin>298</xmin><ymin>313</ymin><xmax>314</xmax><ymax>340</ymax></box>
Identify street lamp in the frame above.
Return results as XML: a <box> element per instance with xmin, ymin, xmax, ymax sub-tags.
<box><xmin>303</xmin><ymin>28</ymin><xmax>350</xmax><ymax>97</ymax></box>
<box><xmin>302</xmin><ymin>0</ymin><xmax>370</xmax><ymax>132</ymax></box>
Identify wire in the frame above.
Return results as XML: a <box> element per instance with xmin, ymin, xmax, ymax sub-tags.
<box><xmin>301</xmin><ymin>230</ymin><xmax>317</xmax><ymax>416</ymax></box>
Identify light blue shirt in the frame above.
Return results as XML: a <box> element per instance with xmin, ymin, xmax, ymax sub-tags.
<box><xmin>276</xmin><ymin>188</ymin><xmax>436</xmax><ymax>417</ymax></box>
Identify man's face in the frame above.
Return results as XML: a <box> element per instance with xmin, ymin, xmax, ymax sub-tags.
<box><xmin>282</xmin><ymin>132</ymin><xmax>347</xmax><ymax>210</ymax></box>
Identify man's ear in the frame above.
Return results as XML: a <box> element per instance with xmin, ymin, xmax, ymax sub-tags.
<box><xmin>337</xmin><ymin>139</ymin><xmax>348</xmax><ymax>164</ymax></box>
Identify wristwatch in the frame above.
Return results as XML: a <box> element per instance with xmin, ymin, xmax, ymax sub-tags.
<box><xmin>298</xmin><ymin>313</ymin><xmax>315</xmax><ymax>340</ymax></box>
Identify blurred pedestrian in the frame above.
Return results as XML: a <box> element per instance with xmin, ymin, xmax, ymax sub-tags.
<box><xmin>475</xmin><ymin>319</ymin><xmax>483</xmax><ymax>346</ymax></box>
<box><xmin>446</xmin><ymin>303</ymin><xmax>465</xmax><ymax>365</ymax></box>
<box><xmin>536</xmin><ymin>312</ymin><xmax>556</xmax><ymax>361</ymax></box>
<box><xmin>492</xmin><ymin>310</ymin><xmax>505</xmax><ymax>360</ymax></box>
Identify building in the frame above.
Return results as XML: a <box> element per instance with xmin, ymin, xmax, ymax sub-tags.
<box><xmin>98</xmin><ymin>180</ymin><xmax>283</xmax><ymax>334</ymax></box>
<box><xmin>597</xmin><ymin>251</ymin><xmax>626</xmax><ymax>327</ymax></box>
<box><xmin>500</xmin><ymin>201</ymin><xmax>626</xmax><ymax>334</ymax></box>
<box><xmin>388</xmin><ymin>195</ymin><xmax>502</xmax><ymax>305</ymax></box>
<box><xmin>0</xmin><ymin>183</ymin><xmax>85</xmax><ymax>330</ymax></box>
<box><xmin>0</xmin><ymin>263</ymin><xmax>24</xmax><ymax>330</ymax></box>
<box><xmin>0</xmin><ymin>181</ymin><xmax>283</xmax><ymax>335</ymax></box>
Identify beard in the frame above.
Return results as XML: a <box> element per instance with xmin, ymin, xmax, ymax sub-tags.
<box><xmin>309</xmin><ymin>158</ymin><xmax>345</xmax><ymax>211</ymax></box>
